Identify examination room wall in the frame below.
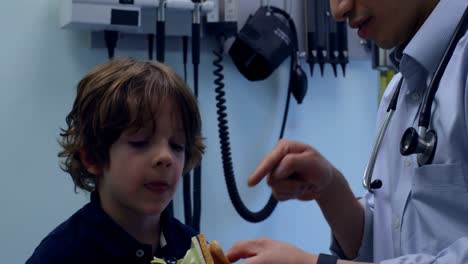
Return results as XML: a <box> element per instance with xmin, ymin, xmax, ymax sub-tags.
<box><xmin>0</xmin><ymin>0</ymin><xmax>378</xmax><ymax>263</ymax></box>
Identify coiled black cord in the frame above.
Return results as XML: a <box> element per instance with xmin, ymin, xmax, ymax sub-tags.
<box><xmin>214</xmin><ymin>38</ymin><xmax>282</xmax><ymax>223</ymax></box>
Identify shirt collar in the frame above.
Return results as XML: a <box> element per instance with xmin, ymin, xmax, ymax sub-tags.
<box><xmin>88</xmin><ymin>192</ymin><xmax>175</xmax><ymax>259</ymax></box>
<box><xmin>402</xmin><ymin>0</ymin><xmax>466</xmax><ymax>77</ymax></box>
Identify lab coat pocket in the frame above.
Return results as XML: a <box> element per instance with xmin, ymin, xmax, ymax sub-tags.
<box><xmin>407</xmin><ymin>163</ymin><xmax>468</xmax><ymax>254</ymax></box>
<box><xmin>412</xmin><ymin>163</ymin><xmax>466</xmax><ymax>192</ymax></box>
<box><xmin>411</xmin><ymin>163</ymin><xmax>467</xmax><ymax>228</ymax></box>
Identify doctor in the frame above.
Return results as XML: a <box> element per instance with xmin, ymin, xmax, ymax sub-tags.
<box><xmin>226</xmin><ymin>0</ymin><xmax>468</xmax><ymax>263</ymax></box>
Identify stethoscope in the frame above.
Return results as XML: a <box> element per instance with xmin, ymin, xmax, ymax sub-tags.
<box><xmin>363</xmin><ymin>6</ymin><xmax>468</xmax><ymax>192</ymax></box>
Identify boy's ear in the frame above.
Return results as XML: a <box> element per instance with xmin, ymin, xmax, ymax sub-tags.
<box><xmin>79</xmin><ymin>148</ymin><xmax>102</xmax><ymax>176</ymax></box>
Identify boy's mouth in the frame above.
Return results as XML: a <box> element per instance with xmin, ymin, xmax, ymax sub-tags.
<box><xmin>144</xmin><ymin>181</ymin><xmax>170</xmax><ymax>193</ymax></box>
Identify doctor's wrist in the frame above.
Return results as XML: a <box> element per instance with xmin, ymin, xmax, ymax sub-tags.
<box><xmin>315</xmin><ymin>167</ymin><xmax>345</xmax><ymax>203</ymax></box>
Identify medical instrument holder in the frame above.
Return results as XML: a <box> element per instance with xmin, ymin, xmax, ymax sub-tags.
<box><xmin>61</xmin><ymin>0</ymin><xmax>214</xmax><ymax>46</ymax></box>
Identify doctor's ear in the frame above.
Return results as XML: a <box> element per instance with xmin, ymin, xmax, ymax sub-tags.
<box><xmin>79</xmin><ymin>148</ymin><xmax>102</xmax><ymax>176</ymax></box>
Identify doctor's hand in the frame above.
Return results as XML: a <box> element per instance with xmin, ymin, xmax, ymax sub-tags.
<box><xmin>248</xmin><ymin>139</ymin><xmax>338</xmax><ymax>201</ymax></box>
<box><xmin>226</xmin><ymin>238</ymin><xmax>317</xmax><ymax>264</ymax></box>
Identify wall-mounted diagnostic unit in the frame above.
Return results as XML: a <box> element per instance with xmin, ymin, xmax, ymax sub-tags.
<box><xmin>61</xmin><ymin>0</ymin><xmax>214</xmax><ymax>34</ymax></box>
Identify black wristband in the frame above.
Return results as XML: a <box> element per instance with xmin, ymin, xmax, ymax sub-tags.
<box><xmin>317</xmin><ymin>253</ymin><xmax>338</xmax><ymax>264</ymax></box>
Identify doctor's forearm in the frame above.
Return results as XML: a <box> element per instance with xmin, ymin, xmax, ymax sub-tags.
<box><xmin>316</xmin><ymin>170</ymin><xmax>365</xmax><ymax>259</ymax></box>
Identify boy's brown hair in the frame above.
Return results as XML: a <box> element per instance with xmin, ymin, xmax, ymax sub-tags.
<box><xmin>59</xmin><ymin>58</ymin><xmax>204</xmax><ymax>192</ymax></box>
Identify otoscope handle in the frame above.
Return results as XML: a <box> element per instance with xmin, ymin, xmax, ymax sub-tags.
<box><xmin>307</xmin><ymin>32</ymin><xmax>318</xmax><ymax>76</ymax></box>
<box><xmin>192</xmin><ymin>23</ymin><xmax>200</xmax><ymax>65</ymax></box>
<box><xmin>156</xmin><ymin>21</ymin><xmax>165</xmax><ymax>62</ymax></box>
<box><xmin>336</xmin><ymin>21</ymin><xmax>348</xmax><ymax>76</ymax></box>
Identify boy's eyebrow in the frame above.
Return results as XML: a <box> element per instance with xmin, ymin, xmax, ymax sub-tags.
<box><xmin>122</xmin><ymin>130</ymin><xmax>148</xmax><ymax>138</ymax></box>
<box><xmin>172</xmin><ymin>128</ymin><xmax>186</xmax><ymax>137</ymax></box>
<box><xmin>174</xmin><ymin>129</ymin><xmax>185</xmax><ymax>134</ymax></box>
<box><xmin>122</xmin><ymin>125</ymin><xmax>152</xmax><ymax>135</ymax></box>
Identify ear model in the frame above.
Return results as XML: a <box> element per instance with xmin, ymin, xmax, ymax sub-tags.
<box><xmin>209</xmin><ymin>240</ymin><xmax>231</xmax><ymax>264</ymax></box>
<box><xmin>196</xmin><ymin>235</ymin><xmax>231</xmax><ymax>264</ymax></box>
<box><xmin>195</xmin><ymin>234</ymin><xmax>214</xmax><ymax>264</ymax></box>
<box><xmin>150</xmin><ymin>234</ymin><xmax>231</xmax><ymax>264</ymax></box>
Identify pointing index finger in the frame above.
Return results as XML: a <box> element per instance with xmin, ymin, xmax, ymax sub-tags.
<box><xmin>248</xmin><ymin>140</ymin><xmax>305</xmax><ymax>187</ymax></box>
<box><xmin>248</xmin><ymin>151</ymin><xmax>281</xmax><ymax>187</ymax></box>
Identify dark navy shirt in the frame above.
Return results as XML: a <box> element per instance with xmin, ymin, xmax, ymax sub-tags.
<box><xmin>26</xmin><ymin>193</ymin><xmax>197</xmax><ymax>264</ymax></box>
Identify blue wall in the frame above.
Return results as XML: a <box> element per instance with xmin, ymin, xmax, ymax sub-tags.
<box><xmin>0</xmin><ymin>0</ymin><xmax>378</xmax><ymax>263</ymax></box>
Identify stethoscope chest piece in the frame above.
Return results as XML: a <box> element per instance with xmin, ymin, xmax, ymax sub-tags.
<box><xmin>400</xmin><ymin>127</ymin><xmax>437</xmax><ymax>166</ymax></box>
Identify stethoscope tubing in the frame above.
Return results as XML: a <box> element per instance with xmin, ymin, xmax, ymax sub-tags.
<box><xmin>363</xmin><ymin>78</ymin><xmax>403</xmax><ymax>192</ymax></box>
<box><xmin>419</xmin><ymin>6</ymin><xmax>468</xmax><ymax>128</ymax></box>
<box><xmin>363</xmin><ymin>109</ymin><xmax>395</xmax><ymax>192</ymax></box>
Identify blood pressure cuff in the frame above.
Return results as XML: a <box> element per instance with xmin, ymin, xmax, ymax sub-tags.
<box><xmin>229</xmin><ymin>6</ymin><xmax>293</xmax><ymax>81</ymax></box>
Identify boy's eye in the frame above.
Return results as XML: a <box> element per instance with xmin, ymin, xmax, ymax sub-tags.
<box><xmin>170</xmin><ymin>142</ymin><xmax>185</xmax><ymax>152</ymax></box>
<box><xmin>128</xmin><ymin>140</ymin><xmax>149</xmax><ymax>149</ymax></box>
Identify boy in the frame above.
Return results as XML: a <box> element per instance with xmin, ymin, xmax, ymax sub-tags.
<box><xmin>26</xmin><ymin>58</ymin><xmax>205</xmax><ymax>264</ymax></box>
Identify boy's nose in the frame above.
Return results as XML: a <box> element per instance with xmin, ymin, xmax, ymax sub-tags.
<box><xmin>155</xmin><ymin>158</ymin><xmax>172</xmax><ymax>168</ymax></box>
<box><xmin>152</xmin><ymin>146</ymin><xmax>173</xmax><ymax>168</ymax></box>
<box><xmin>330</xmin><ymin>0</ymin><xmax>353</xmax><ymax>21</ymax></box>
